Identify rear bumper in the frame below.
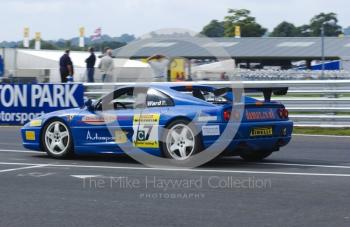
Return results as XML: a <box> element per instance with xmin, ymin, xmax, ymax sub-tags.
<box><xmin>223</xmin><ymin>136</ymin><xmax>291</xmax><ymax>155</ymax></box>
<box><xmin>199</xmin><ymin>120</ymin><xmax>293</xmax><ymax>154</ymax></box>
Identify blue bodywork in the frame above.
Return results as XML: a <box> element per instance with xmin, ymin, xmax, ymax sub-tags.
<box><xmin>21</xmin><ymin>84</ymin><xmax>293</xmax><ymax>157</ymax></box>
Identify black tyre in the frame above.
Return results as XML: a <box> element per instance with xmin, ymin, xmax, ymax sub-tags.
<box><xmin>162</xmin><ymin>120</ymin><xmax>201</xmax><ymax>161</ymax></box>
<box><xmin>240</xmin><ymin>150</ymin><xmax>272</xmax><ymax>162</ymax></box>
<box><xmin>41</xmin><ymin>120</ymin><xmax>73</xmax><ymax>159</ymax></box>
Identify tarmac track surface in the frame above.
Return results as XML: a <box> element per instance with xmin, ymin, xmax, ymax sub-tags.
<box><xmin>0</xmin><ymin>126</ymin><xmax>350</xmax><ymax>227</ymax></box>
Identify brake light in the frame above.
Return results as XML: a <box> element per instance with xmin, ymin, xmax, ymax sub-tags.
<box><xmin>278</xmin><ymin>109</ymin><xmax>283</xmax><ymax>118</ymax></box>
<box><xmin>223</xmin><ymin>110</ymin><xmax>231</xmax><ymax>121</ymax></box>
<box><xmin>278</xmin><ymin>108</ymin><xmax>289</xmax><ymax>119</ymax></box>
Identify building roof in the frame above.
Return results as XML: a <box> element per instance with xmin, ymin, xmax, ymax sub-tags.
<box><xmin>112</xmin><ymin>37</ymin><xmax>350</xmax><ymax>60</ymax></box>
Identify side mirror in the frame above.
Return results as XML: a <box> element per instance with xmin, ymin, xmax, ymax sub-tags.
<box><xmin>85</xmin><ymin>99</ymin><xmax>95</xmax><ymax>112</ymax></box>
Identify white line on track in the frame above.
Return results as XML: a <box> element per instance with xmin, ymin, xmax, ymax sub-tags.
<box><xmin>1</xmin><ymin>149</ymin><xmax>350</xmax><ymax>170</ymax></box>
<box><xmin>0</xmin><ymin>142</ymin><xmax>24</xmax><ymax>146</ymax></box>
<box><xmin>0</xmin><ymin>164</ymin><xmax>50</xmax><ymax>173</ymax></box>
<box><xmin>0</xmin><ymin>149</ymin><xmax>41</xmax><ymax>154</ymax></box>
<box><xmin>293</xmin><ymin>134</ymin><xmax>350</xmax><ymax>138</ymax></box>
<box><xmin>0</xmin><ymin>162</ymin><xmax>350</xmax><ymax>177</ymax></box>
<box><xmin>254</xmin><ymin>162</ymin><xmax>350</xmax><ymax>169</ymax></box>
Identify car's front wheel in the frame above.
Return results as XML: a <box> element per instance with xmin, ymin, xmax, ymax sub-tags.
<box><xmin>162</xmin><ymin>120</ymin><xmax>200</xmax><ymax>161</ymax></box>
<box><xmin>42</xmin><ymin>120</ymin><xmax>73</xmax><ymax>158</ymax></box>
<box><xmin>240</xmin><ymin>150</ymin><xmax>272</xmax><ymax>162</ymax></box>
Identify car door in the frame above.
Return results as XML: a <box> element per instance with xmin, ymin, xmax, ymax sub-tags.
<box><xmin>131</xmin><ymin>88</ymin><xmax>174</xmax><ymax>154</ymax></box>
<box><xmin>78</xmin><ymin>87</ymin><xmax>173</xmax><ymax>154</ymax></box>
<box><xmin>106</xmin><ymin>87</ymin><xmax>146</xmax><ymax>152</ymax></box>
<box><xmin>78</xmin><ymin>87</ymin><xmax>141</xmax><ymax>153</ymax></box>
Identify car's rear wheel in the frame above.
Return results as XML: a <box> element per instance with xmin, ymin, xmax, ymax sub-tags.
<box><xmin>240</xmin><ymin>150</ymin><xmax>272</xmax><ymax>162</ymax></box>
<box><xmin>162</xmin><ymin>120</ymin><xmax>200</xmax><ymax>161</ymax></box>
<box><xmin>42</xmin><ymin>120</ymin><xmax>73</xmax><ymax>159</ymax></box>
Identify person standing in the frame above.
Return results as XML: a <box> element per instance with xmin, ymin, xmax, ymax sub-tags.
<box><xmin>59</xmin><ymin>50</ymin><xmax>74</xmax><ymax>82</ymax></box>
<box><xmin>85</xmin><ymin>47</ymin><xmax>96</xmax><ymax>82</ymax></box>
<box><xmin>98</xmin><ymin>49</ymin><xmax>114</xmax><ymax>82</ymax></box>
<box><xmin>147</xmin><ymin>55</ymin><xmax>170</xmax><ymax>82</ymax></box>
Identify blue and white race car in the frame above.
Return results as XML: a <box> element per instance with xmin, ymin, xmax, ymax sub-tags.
<box><xmin>21</xmin><ymin>84</ymin><xmax>293</xmax><ymax>162</ymax></box>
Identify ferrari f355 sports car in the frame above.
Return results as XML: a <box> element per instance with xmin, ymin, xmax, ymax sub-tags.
<box><xmin>21</xmin><ymin>84</ymin><xmax>293</xmax><ymax>162</ymax></box>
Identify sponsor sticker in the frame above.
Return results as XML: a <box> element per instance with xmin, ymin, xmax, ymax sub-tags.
<box><xmin>133</xmin><ymin>114</ymin><xmax>160</xmax><ymax>148</ymax></box>
<box><xmin>25</xmin><ymin>131</ymin><xmax>36</xmax><ymax>140</ymax></box>
<box><xmin>86</xmin><ymin>130</ymin><xmax>114</xmax><ymax>142</ymax></box>
<box><xmin>198</xmin><ymin>115</ymin><xmax>218</xmax><ymax>122</ymax></box>
<box><xmin>202</xmin><ymin>125</ymin><xmax>220</xmax><ymax>136</ymax></box>
<box><xmin>250</xmin><ymin>127</ymin><xmax>273</xmax><ymax>137</ymax></box>
<box><xmin>29</xmin><ymin>119</ymin><xmax>42</xmax><ymax>127</ymax></box>
<box><xmin>246</xmin><ymin>109</ymin><xmax>275</xmax><ymax>120</ymax></box>
<box><xmin>147</xmin><ymin>100</ymin><xmax>167</xmax><ymax>107</ymax></box>
<box><xmin>115</xmin><ymin>130</ymin><xmax>128</xmax><ymax>144</ymax></box>
<box><xmin>81</xmin><ymin>114</ymin><xmax>117</xmax><ymax>125</ymax></box>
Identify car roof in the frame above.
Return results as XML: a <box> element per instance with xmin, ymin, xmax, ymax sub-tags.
<box><xmin>116</xmin><ymin>83</ymin><xmax>214</xmax><ymax>93</ymax></box>
<box><xmin>119</xmin><ymin>83</ymin><xmax>210</xmax><ymax>87</ymax></box>
<box><xmin>116</xmin><ymin>84</ymin><xmax>216</xmax><ymax>106</ymax></box>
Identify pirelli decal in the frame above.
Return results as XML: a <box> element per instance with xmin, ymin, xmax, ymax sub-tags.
<box><xmin>250</xmin><ymin>127</ymin><xmax>273</xmax><ymax>137</ymax></box>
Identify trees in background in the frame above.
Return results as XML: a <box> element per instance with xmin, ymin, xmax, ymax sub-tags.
<box><xmin>201</xmin><ymin>10</ymin><xmax>344</xmax><ymax>37</ymax></box>
<box><xmin>296</xmin><ymin>25</ymin><xmax>313</xmax><ymax>37</ymax></box>
<box><xmin>200</xmin><ymin>20</ymin><xmax>225</xmax><ymax>37</ymax></box>
<box><xmin>223</xmin><ymin>9</ymin><xmax>267</xmax><ymax>37</ymax></box>
<box><xmin>17</xmin><ymin>40</ymin><xmax>59</xmax><ymax>50</ymax></box>
<box><xmin>270</xmin><ymin>21</ymin><xmax>299</xmax><ymax>37</ymax></box>
<box><xmin>17</xmin><ymin>40</ymin><xmax>126</xmax><ymax>51</ymax></box>
<box><xmin>4</xmin><ymin>33</ymin><xmax>134</xmax><ymax>50</ymax></box>
<box><xmin>201</xmin><ymin>9</ymin><xmax>267</xmax><ymax>37</ymax></box>
<box><xmin>309</xmin><ymin>13</ymin><xmax>342</xmax><ymax>36</ymax></box>
<box><xmin>270</xmin><ymin>13</ymin><xmax>342</xmax><ymax>37</ymax></box>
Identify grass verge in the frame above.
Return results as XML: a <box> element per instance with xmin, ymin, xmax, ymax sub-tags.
<box><xmin>293</xmin><ymin>127</ymin><xmax>350</xmax><ymax>136</ymax></box>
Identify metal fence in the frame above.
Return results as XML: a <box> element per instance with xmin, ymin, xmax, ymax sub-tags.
<box><xmin>83</xmin><ymin>80</ymin><xmax>350</xmax><ymax>128</ymax></box>
<box><xmin>236</xmin><ymin>69</ymin><xmax>350</xmax><ymax>80</ymax></box>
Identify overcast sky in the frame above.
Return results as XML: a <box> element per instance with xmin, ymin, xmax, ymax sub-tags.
<box><xmin>1</xmin><ymin>0</ymin><xmax>349</xmax><ymax>41</ymax></box>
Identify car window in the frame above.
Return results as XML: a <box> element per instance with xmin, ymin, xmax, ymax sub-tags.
<box><xmin>111</xmin><ymin>89</ymin><xmax>136</xmax><ymax>109</ymax></box>
<box><xmin>95</xmin><ymin>87</ymin><xmax>148</xmax><ymax>110</ymax></box>
<box><xmin>146</xmin><ymin>89</ymin><xmax>174</xmax><ymax>107</ymax></box>
<box><xmin>179</xmin><ymin>89</ymin><xmax>229</xmax><ymax>104</ymax></box>
<box><xmin>201</xmin><ymin>90</ymin><xmax>228</xmax><ymax>103</ymax></box>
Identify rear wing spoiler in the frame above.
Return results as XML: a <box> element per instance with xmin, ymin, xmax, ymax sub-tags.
<box><xmin>214</xmin><ymin>87</ymin><xmax>288</xmax><ymax>102</ymax></box>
